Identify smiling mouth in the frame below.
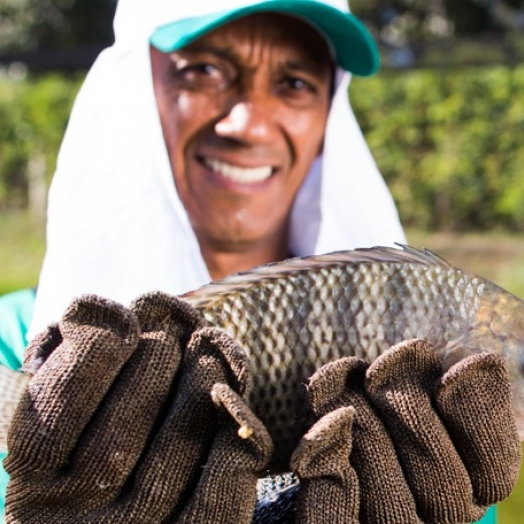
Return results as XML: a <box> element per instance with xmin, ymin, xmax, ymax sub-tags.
<box><xmin>201</xmin><ymin>156</ymin><xmax>274</xmax><ymax>184</ymax></box>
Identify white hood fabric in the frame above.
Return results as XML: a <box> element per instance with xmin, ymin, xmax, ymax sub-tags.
<box><xmin>29</xmin><ymin>0</ymin><xmax>406</xmax><ymax>337</ymax></box>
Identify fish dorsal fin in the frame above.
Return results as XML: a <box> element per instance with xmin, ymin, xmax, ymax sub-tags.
<box><xmin>181</xmin><ymin>244</ymin><xmax>452</xmax><ymax>309</ymax></box>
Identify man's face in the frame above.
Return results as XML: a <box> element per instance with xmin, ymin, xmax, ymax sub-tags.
<box><xmin>150</xmin><ymin>13</ymin><xmax>332</xmax><ymax>255</ymax></box>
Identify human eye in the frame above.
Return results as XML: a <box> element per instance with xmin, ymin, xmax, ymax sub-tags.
<box><xmin>285</xmin><ymin>77</ymin><xmax>315</xmax><ymax>92</ymax></box>
<box><xmin>168</xmin><ymin>55</ymin><xmax>234</xmax><ymax>91</ymax></box>
<box><xmin>275</xmin><ymin>73</ymin><xmax>322</xmax><ymax>106</ymax></box>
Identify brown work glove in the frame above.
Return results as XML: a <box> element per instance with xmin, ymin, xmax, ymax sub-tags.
<box><xmin>291</xmin><ymin>339</ymin><xmax>522</xmax><ymax>523</ymax></box>
<box><xmin>4</xmin><ymin>292</ymin><xmax>273</xmax><ymax>524</ymax></box>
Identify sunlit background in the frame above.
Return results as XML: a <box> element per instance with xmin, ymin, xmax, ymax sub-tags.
<box><xmin>1</xmin><ymin>0</ymin><xmax>523</xmax><ymax>521</ymax></box>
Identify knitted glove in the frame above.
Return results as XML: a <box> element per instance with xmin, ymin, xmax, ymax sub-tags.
<box><xmin>4</xmin><ymin>292</ymin><xmax>272</xmax><ymax>524</ymax></box>
<box><xmin>291</xmin><ymin>339</ymin><xmax>521</xmax><ymax>523</ymax></box>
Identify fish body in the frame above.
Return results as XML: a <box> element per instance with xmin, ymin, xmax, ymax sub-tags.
<box><xmin>2</xmin><ymin>245</ymin><xmax>524</xmax><ymax>467</ymax></box>
<box><xmin>182</xmin><ymin>245</ymin><xmax>524</xmax><ymax>465</ymax></box>
<box><xmin>0</xmin><ymin>365</ymin><xmax>30</xmax><ymax>453</ymax></box>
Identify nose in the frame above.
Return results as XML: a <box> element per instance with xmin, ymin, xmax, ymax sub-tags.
<box><xmin>214</xmin><ymin>98</ymin><xmax>276</xmax><ymax>144</ymax></box>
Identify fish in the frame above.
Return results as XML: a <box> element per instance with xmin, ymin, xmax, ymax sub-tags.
<box><xmin>1</xmin><ymin>244</ymin><xmax>524</xmax><ymax>468</ymax></box>
<box><xmin>0</xmin><ymin>365</ymin><xmax>30</xmax><ymax>455</ymax></box>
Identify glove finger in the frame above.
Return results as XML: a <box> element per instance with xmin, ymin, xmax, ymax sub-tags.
<box><xmin>210</xmin><ymin>382</ymin><xmax>273</xmax><ymax>460</ymax></box>
<box><xmin>67</xmin><ymin>292</ymin><xmax>200</xmax><ymax>497</ymax></box>
<box><xmin>22</xmin><ymin>323</ymin><xmax>63</xmax><ymax>374</ymax></box>
<box><xmin>176</xmin><ymin>383</ymin><xmax>273</xmax><ymax>524</ymax></box>
<box><xmin>365</xmin><ymin>339</ymin><xmax>484</xmax><ymax>523</ymax></box>
<box><xmin>437</xmin><ymin>352</ymin><xmax>521</xmax><ymax>505</ymax></box>
<box><xmin>307</xmin><ymin>357</ymin><xmax>421</xmax><ymax>524</ymax></box>
<box><xmin>128</xmin><ymin>328</ymin><xmax>249</xmax><ymax>517</ymax></box>
<box><xmin>6</xmin><ymin>295</ymin><xmax>140</xmax><ymax>473</ymax></box>
<box><xmin>291</xmin><ymin>405</ymin><xmax>359</xmax><ymax>524</ymax></box>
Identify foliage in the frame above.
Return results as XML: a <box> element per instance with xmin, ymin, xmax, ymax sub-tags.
<box><xmin>0</xmin><ymin>65</ymin><xmax>523</xmax><ymax>233</ymax></box>
<box><xmin>0</xmin><ymin>0</ymin><xmax>115</xmax><ymax>52</ymax></box>
<box><xmin>0</xmin><ymin>72</ymin><xmax>82</xmax><ymax>208</ymax></box>
<box><xmin>350</xmin><ymin>63</ymin><xmax>524</xmax><ymax>231</ymax></box>
<box><xmin>0</xmin><ymin>210</ymin><xmax>45</xmax><ymax>294</ymax></box>
<box><xmin>350</xmin><ymin>1</ymin><xmax>524</xmax><ymax>69</ymax></box>
<box><xmin>2</xmin><ymin>0</ymin><xmax>523</xmax><ymax>58</ymax></box>
<box><xmin>351</xmin><ymin>0</ymin><xmax>524</xmax><ymax>41</ymax></box>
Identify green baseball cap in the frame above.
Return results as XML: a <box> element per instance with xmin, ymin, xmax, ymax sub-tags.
<box><xmin>150</xmin><ymin>1</ymin><xmax>380</xmax><ymax>77</ymax></box>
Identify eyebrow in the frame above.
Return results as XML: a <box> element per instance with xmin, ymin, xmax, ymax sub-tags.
<box><xmin>178</xmin><ymin>44</ymin><xmax>330</xmax><ymax>79</ymax></box>
<box><xmin>177</xmin><ymin>44</ymin><xmax>237</xmax><ymax>63</ymax></box>
<box><xmin>282</xmin><ymin>60</ymin><xmax>330</xmax><ymax>79</ymax></box>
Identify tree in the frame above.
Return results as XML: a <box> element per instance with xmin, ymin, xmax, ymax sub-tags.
<box><xmin>351</xmin><ymin>0</ymin><xmax>524</xmax><ymax>68</ymax></box>
<box><xmin>351</xmin><ymin>0</ymin><xmax>524</xmax><ymax>39</ymax></box>
<box><xmin>0</xmin><ymin>0</ymin><xmax>116</xmax><ymax>52</ymax></box>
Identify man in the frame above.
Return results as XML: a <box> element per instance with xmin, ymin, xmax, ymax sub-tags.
<box><xmin>149</xmin><ymin>12</ymin><xmax>335</xmax><ymax>279</ymax></box>
<box><xmin>26</xmin><ymin>0</ymin><xmax>406</xmax><ymax>337</ymax></box>
<box><xmin>0</xmin><ymin>1</ymin><xmax>517</xmax><ymax>522</ymax></box>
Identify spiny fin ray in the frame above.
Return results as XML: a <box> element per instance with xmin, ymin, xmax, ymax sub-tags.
<box><xmin>182</xmin><ymin>244</ymin><xmax>451</xmax><ymax>309</ymax></box>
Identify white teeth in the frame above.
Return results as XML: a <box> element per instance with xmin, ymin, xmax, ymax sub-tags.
<box><xmin>202</xmin><ymin>157</ymin><xmax>273</xmax><ymax>183</ymax></box>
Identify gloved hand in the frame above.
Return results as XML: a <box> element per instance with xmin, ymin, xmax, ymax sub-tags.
<box><xmin>4</xmin><ymin>292</ymin><xmax>273</xmax><ymax>524</ymax></box>
<box><xmin>291</xmin><ymin>339</ymin><xmax>522</xmax><ymax>524</ymax></box>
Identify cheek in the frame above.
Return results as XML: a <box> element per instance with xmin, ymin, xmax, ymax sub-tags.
<box><xmin>160</xmin><ymin>92</ymin><xmax>223</xmax><ymax>185</ymax></box>
<box><xmin>285</xmin><ymin>108</ymin><xmax>328</xmax><ymax>163</ymax></box>
<box><xmin>175</xmin><ymin>92</ymin><xmax>198</xmax><ymax>120</ymax></box>
<box><xmin>161</xmin><ymin>93</ymin><xmax>210</xmax><ymax>151</ymax></box>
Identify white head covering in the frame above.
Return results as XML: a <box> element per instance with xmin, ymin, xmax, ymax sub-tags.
<box><xmin>29</xmin><ymin>0</ymin><xmax>406</xmax><ymax>337</ymax></box>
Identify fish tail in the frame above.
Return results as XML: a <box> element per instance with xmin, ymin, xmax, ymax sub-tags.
<box><xmin>0</xmin><ymin>364</ymin><xmax>30</xmax><ymax>453</ymax></box>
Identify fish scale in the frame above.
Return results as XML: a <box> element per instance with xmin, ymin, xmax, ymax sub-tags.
<box><xmin>0</xmin><ymin>366</ymin><xmax>30</xmax><ymax>453</ymax></box>
<box><xmin>185</xmin><ymin>253</ymin><xmax>501</xmax><ymax>467</ymax></box>
<box><xmin>2</xmin><ymin>245</ymin><xmax>524</xmax><ymax>469</ymax></box>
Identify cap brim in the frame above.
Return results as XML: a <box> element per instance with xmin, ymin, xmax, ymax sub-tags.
<box><xmin>150</xmin><ymin>1</ymin><xmax>379</xmax><ymax>77</ymax></box>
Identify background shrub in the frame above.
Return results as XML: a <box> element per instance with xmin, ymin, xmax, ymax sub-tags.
<box><xmin>1</xmin><ymin>64</ymin><xmax>523</xmax><ymax>232</ymax></box>
<box><xmin>350</xmin><ymin>64</ymin><xmax>524</xmax><ymax>231</ymax></box>
<box><xmin>0</xmin><ymin>72</ymin><xmax>82</xmax><ymax>210</ymax></box>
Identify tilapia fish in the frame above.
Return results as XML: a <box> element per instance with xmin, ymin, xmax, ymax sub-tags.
<box><xmin>1</xmin><ymin>245</ymin><xmax>524</xmax><ymax>467</ymax></box>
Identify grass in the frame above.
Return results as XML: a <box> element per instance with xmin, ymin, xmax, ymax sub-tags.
<box><xmin>500</xmin><ymin>459</ymin><xmax>524</xmax><ymax>523</ymax></box>
<box><xmin>1</xmin><ymin>213</ymin><xmax>524</xmax><ymax>521</ymax></box>
<box><xmin>0</xmin><ymin>209</ymin><xmax>46</xmax><ymax>295</ymax></box>
<box><xmin>1</xmin><ymin>213</ymin><xmax>523</xmax><ymax>299</ymax></box>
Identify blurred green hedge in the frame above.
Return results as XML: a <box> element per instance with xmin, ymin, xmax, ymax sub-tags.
<box><xmin>0</xmin><ymin>72</ymin><xmax>83</xmax><ymax>209</ymax></box>
<box><xmin>1</xmin><ymin>65</ymin><xmax>523</xmax><ymax>232</ymax></box>
<box><xmin>351</xmin><ymin>64</ymin><xmax>524</xmax><ymax>231</ymax></box>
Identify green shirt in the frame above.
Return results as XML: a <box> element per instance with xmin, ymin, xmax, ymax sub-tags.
<box><xmin>0</xmin><ymin>288</ymin><xmax>497</xmax><ymax>523</ymax></box>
